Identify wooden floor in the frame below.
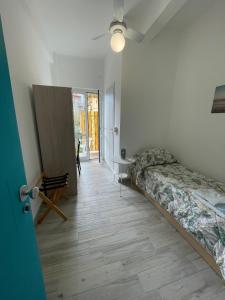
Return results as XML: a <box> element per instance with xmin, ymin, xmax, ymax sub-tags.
<box><xmin>36</xmin><ymin>160</ymin><xmax>225</xmax><ymax>300</ymax></box>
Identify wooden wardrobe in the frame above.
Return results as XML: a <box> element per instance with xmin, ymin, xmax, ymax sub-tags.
<box><xmin>33</xmin><ymin>85</ymin><xmax>77</xmax><ymax>195</ymax></box>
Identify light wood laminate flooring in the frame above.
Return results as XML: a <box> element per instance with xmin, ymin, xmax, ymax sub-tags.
<box><xmin>36</xmin><ymin>160</ymin><xmax>225</xmax><ymax>300</ymax></box>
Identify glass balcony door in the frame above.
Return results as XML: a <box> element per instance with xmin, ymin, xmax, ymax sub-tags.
<box><xmin>73</xmin><ymin>92</ymin><xmax>89</xmax><ymax>161</ymax></box>
<box><xmin>87</xmin><ymin>92</ymin><xmax>99</xmax><ymax>160</ymax></box>
<box><xmin>73</xmin><ymin>91</ymin><xmax>100</xmax><ymax>162</ymax></box>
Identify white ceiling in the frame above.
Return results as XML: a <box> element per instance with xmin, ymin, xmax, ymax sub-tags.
<box><xmin>23</xmin><ymin>0</ymin><xmax>143</xmax><ymax>59</ymax></box>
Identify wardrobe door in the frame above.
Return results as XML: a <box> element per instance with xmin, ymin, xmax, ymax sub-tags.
<box><xmin>33</xmin><ymin>85</ymin><xmax>77</xmax><ymax>195</ymax></box>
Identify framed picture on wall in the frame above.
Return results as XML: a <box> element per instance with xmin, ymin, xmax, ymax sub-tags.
<box><xmin>211</xmin><ymin>85</ymin><xmax>225</xmax><ymax>113</ymax></box>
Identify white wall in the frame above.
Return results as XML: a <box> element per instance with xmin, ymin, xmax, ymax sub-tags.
<box><xmin>104</xmin><ymin>50</ymin><xmax>122</xmax><ymax>165</ymax></box>
<box><xmin>120</xmin><ymin>0</ymin><xmax>225</xmax><ymax>183</ymax></box>
<box><xmin>0</xmin><ymin>0</ymin><xmax>53</xmax><ymax>217</ymax></box>
<box><xmin>120</xmin><ymin>28</ymin><xmax>179</xmax><ymax>156</ymax></box>
<box><xmin>52</xmin><ymin>54</ymin><xmax>104</xmax><ymax>90</ymax></box>
<box><xmin>167</xmin><ymin>0</ymin><xmax>225</xmax><ymax>182</ymax></box>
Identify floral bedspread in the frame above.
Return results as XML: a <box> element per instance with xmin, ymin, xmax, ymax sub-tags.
<box><xmin>129</xmin><ymin>162</ymin><xmax>225</xmax><ymax>278</ymax></box>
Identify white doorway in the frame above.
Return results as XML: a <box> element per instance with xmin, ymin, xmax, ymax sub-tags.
<box><xmin>73</xmin><ymin>89</ymin><xmax>100</xmax><ymax>161</ymax></box>
<box><xmin>104</xmin><ymin>84</ymin><xmax>115</xmax><ymax>170</ymax></box>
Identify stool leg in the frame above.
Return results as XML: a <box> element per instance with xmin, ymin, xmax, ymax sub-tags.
<box><xmin>37</xmin><ymin>190</ymin><xmax>59</xmax><ymax>224</ymax></box>
<box><xmin>38</xmin><ymin>191</ymin><xmax>68</xmax><ymax>225</ymax></box>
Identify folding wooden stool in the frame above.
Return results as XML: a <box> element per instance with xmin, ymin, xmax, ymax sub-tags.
<box><xmin>37</xmin><ymin>173</ymin><xmax>69</xmax><ymax>225</ymax></box>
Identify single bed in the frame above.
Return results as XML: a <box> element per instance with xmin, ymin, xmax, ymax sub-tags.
<box><xmin>129</xmin><ymin>148</ymin><xmax>225</xmax><ymax>280</ymax></box>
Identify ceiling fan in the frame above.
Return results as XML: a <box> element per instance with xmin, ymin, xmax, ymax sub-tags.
<box><xmin>92</xmin><ymin>0</ymin><xmax>144</xmax><ymax>53</ymax></box>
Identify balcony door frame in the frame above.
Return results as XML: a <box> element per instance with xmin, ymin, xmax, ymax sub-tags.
<box><xmin>73</xmin><ymin>88</ymin><xmax>101</xmax><ymax>162</ymax></box>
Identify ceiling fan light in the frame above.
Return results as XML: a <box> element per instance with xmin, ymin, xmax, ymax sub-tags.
<box><xmin>110</xmin><ymin>32</ymin><xmax>125</xmax><ymax>53</ymax></box>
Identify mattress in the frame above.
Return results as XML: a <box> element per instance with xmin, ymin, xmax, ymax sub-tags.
<box><xmin>130</xmin><ymin>162</ymin><xmax>225</xmax><ymax>278</ymax></box>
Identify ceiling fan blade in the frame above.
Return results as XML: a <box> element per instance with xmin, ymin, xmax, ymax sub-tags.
<box><xmin>113</xmin><ymin>0</ymin><xmax>124</xmax><ymax>22</ymax></box>
<box><xmin>125</xmin><ymin>28</ymin><xmax>144</xmax><ymax>43</ymax></box>
<box><xmin>92</xmin><ymin>33</ymin><xmax>107</xmax><ymax>41</ymax></box>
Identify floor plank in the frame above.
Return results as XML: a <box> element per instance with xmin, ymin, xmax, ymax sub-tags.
<box><xmin>36</xmin><ymin>160</ymin><xmax>224</xmax><ymax>300</ymax></box>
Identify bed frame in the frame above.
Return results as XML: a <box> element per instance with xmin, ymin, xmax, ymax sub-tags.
<box><xmin>131</xmin><ymin>178</ymin><xmax>223</xmax><ymax>280</ymax></box>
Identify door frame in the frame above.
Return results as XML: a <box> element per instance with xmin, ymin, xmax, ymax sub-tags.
<box><xmin>72</xmin><ymin>89</ymin><xmax>90</xmax><ymax>161</ymax></box>
<box><xmin>72</xmin><ymin>88</ymin><xmax>101</xmax><ymax>161</ymax></box>
<box><xmin>104</xmin><ymin>83</ymin><xmax>115</xmax><ymax>171</ymax></box>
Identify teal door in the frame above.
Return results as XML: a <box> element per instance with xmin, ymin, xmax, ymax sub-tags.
<box><xmin>0</xmin><ymin>19</ymin><xmax>46</xmax><ymax>300</ymax></box>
